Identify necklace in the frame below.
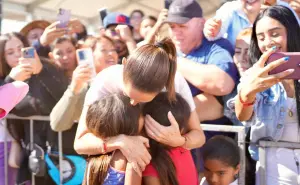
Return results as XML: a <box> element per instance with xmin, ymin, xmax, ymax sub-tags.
<box><xmin>288</xmin><ymin>97</ymin><xmax>296</xmax><ymax>117</ymax></box>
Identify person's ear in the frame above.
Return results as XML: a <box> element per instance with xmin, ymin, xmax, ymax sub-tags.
<box><xmin>122</xmin><ymin>57</ymin><xmax>127</xmax><ymax>65</ymax></box>
<box><xmin>235</xmin><ymin>164</ymin><xmax>241</xmax><ymax>174</ymax></box>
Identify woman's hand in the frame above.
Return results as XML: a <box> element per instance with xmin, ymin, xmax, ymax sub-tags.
<box><xmin>70</xmin><ymin>64</ymin><xmax>93</xmax><ymax>94</ymax></box>
<box><xmin>203</xmin><ymin>18</ymin><xmax>222</xmax><ymax>38</ymax></box>
<box><xmin>145</xmin><ymin>111</ymin><xmax>185</xmax><ymax>147</ymax></box>
<box><xmin>115</xmin><ymin>134</ymin><xmax>151</xmax><ymax>176</ymax></box>
<box><xmin>9</xmin><ymin>63</ymin><xmax>33</xmax><ymax>81</ymax></box>
<box><xmin>156</xmin><ymin>9</ymin><xmax>168</xmax><ymax>27</ymax></box>
<box><xmin>40</xmin><ymin>21</ymin><xmax>68</xmax><ymax>46</ymax></box>
<box><xmin>240</xmin><ymin>47</ymin><xmax>294</xmax><ymax>101</ymax></box>
<box><xmin>18</xmin><ymin>50</ymin><xmax>43</xmax><ymax>75</ymax></box>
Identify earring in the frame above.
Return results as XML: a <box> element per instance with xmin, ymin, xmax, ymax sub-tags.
<box><xmin>234</xmin><ymin>173</ymin><xmax>239</xmax><ymax>180</ymax></box>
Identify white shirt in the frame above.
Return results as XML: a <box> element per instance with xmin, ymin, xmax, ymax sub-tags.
<box><xmin>84</xmin><ymin>65</ymin><xmax>196</xmax><ymax>111</ymax></box>
<box><xmin>200</xmin><ymin>177</ymin><xmax>238</xmax><ymax>185</ymax></box>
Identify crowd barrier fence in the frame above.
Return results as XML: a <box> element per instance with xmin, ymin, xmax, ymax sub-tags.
<box><xmin>2</xmin><ymin>115</ymin><xmax>247</xmax><ymax>185</ymax></box>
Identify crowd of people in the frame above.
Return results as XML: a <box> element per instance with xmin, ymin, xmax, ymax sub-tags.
<box><xmin>1</xmin><ymin>0</ymin><xmax>300</xmax><ymax>184</ymax></box>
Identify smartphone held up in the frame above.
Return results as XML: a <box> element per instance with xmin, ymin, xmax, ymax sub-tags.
<box><xmin>76</xmin><ymin>48</ymin><xmax>96</xmax><ymax>77</ymax></box>
<box><xmin>266</xmin><ymin>52</ymin><xmax>300</xmax><ymax>79</ymax></box>
<box><xmin>22</xmin><ymin>47</ymin><xmax>35</xmax><ymax>58</ymax></box>
<box><xmin>57</xmin><ymin>8</ymin><xmax>71</xmax><ymax>28</ymax></box>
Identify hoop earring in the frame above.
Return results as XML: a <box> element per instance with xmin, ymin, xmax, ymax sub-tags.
<box><xmin>234</xmin><ymin>173</ymin><xmax>239</xmax><ymax>180</ymax></box>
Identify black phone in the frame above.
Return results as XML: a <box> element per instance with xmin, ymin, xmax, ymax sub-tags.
<box><xmin>164</xmin><ymin>0</ymin><xmax>173</xmax><ymax>9</ymax></box>
<box><xmin>99</xmin><ymin>8</ymin><xmax>108</xmax><ymax>26</ymax></box>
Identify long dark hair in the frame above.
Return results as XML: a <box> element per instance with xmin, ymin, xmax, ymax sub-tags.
<box><xmin>202</xmin><ymin>135</ymin><xmax>240</xmax><ymax>169</ymax></box>
<box><xmin>143</xmin><ymin>92</ymin><xmax>191</xmax><ymax>185</ymax></box>
<box><xmin>123</xmin><ymin>37</ymin><xmax>177</xmax><ymax>103</ymax></box>
<box><xmin>249</xmin><ymin>5</ymin><xmax>300</xmax><ymax>126</ymax></box>
<box><xmin>82</xmin><ymin>93</ymin><xmax>141</xmax><ymax>185</ymax></box>
<box><xmin>0</xmin><ymin>32</ymin><xmax>29</xmax><ymax>78</ymax></box>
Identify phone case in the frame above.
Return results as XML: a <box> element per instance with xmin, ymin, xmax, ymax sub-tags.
<box><xmin>99</xmin><ymin>8</ymin><xmax>107</xmax><ymax>23</ymax></box>
<box><xmin>165</xmin><ymin>0</ymin><xmax>172</xmax><ymax>9</ymax></box>
<box><xmin>57</xmin><ymin>8</ymin><xmax>71</xmax><ymax>28</ymax></box>
<box><xmin>76</xmin><ymin>48</ymin><xmax>96</xmax><ymax>77</ymax></box>
<box><xmin>266</xmin><ymin>52</ymin><xmax>300</xmax><ymax>79</ymax></box>
<box><xmin>22</xmin><ymin>47</ymin><xmax>35</xmax><ymax>58</ymax></box>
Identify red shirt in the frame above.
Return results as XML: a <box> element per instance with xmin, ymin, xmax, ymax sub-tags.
<box><xmin>143</xmin><ymin>147</ymin><xmax>198</xmax><ymax>185</ymax></box>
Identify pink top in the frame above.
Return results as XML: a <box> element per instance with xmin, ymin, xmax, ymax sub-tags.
<box><xmin>0</xmin><ymin>81</ymin><xmax>29</xmax><ymax>119</ymax></box>
<box><xmin>143</xmin><ymin>147</ymin><xmax>198</xmax><ymax>185</ymax></box>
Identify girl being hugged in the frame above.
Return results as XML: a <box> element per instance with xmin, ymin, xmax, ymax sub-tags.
<box><xmin>142</xmin><ymin>92</ymin><xmax>198</xmax><ymax>185</ymax></box>
<box><xmin>82</xmin><ymin>93</ymin><xmax>142</xmax><ymax>185</ymax></box>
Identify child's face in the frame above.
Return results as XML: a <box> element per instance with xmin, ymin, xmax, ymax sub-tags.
<box><xmin>204</xmin><ymin>159</ymin><xmax>240</xmax><ymax>185</ymax></box>
<box><xmin>241</xmin><ymin>0</ymin><xmax>261</xmax><ymax>14</ymax></box>
<box><xmin>140</xmin><ymin>19</ymin><xmax>156</xmax><ymax>38</ymax></box>
<box><xmin>233</xmin><ymin>37</ymin><xmax>251</xmax><ymax>76</ymax></box>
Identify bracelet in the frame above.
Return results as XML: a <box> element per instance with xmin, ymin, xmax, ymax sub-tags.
<box><xmin>102</xmin><ymin>140</ymin><xmax>107</xmax><ymax>154</ymax></box>
<box><xmin>239</xmin><ymin>89</ymin><xmax>256</xmax><ymax>107</ymax></box>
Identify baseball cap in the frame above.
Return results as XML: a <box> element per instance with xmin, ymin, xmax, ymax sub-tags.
<box><xmin>103</xmin><ymin>12</ymin><xmax>132</xmax><ymax>29</ymax></box>
<box><xmin>166</xmin><ymin>0</ymin><xmax>203</xmax><ymax>24</ymax></box>
<box><xmin>0</xmin><ymin>81</ymin><xmax>29</xmax><ymax>119</ymax></box>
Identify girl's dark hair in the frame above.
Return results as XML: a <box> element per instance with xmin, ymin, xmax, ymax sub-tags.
<box><xmin>249</xmin><ymin>5</ymin><xmax>300</xmax><ymax>127</ymax></box>
<box><xmin>142</xmin><ymin>92</ymin><xmax>191</xmax><ymax>185</ymax></box>
<box><xmin>202</xmin><ymin>135</ymin><xmax>240</xmax><ymax>168</ymax></box>
<box><xmin>83</xmin><ymin>93</ymin><xmax>141</xmax><ymax>185</ymax></box>
<box><xmin>130</xmin><ymin>9</ymin><xmax>144</xmax><ymax>18</ymax></box>
<box><xmin>53</xmin><ymin>36</ymin><xmax>77</xmax><ymax>50</ymax></box>
<box><xmin>0</xmin><ymin>32</ymin><xmax>29</xmax><ymax>78</ymax></box>
<box><xmin>123</xmin><ymin>37</ymin><xmax>177</xmax><ymax>103</ymax></box>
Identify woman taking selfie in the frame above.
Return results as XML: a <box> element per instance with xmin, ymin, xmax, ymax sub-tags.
<box><xmin>0</xmin><ymin>32</ymin><xmax>68</xmax><ymax>185</ymax></box>
<box><xmin>74</xmin><ymin>37</ymin><xmax>205</xmax><ymax>175</ymax></box>
<box><xmin>235</xmin><ymin>5</ymin><xmax>300</xmax><ymax>185</ymax></box>
<box><xmin>50</xmin><ymin>35</ymin><xmax>118</xmax><ymax>133</ymax></box>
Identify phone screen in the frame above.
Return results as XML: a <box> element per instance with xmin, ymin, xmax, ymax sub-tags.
<box><xmin>57</xmin><ymin>8</ymin><xmax>71</xmax><ymax>28</ymax></box>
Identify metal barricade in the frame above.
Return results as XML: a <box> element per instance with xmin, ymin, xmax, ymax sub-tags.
<box><xmin>2</xmin><ymin>115</ymin><xmax>247</xmax><ymax>185</ymax></box>
<box><xmin>258</xmin><ymin>141</ymin><xmax>300</xmax><ymax>185</ymax></box>
<box><xmin>201</xmin><ymin>124</ymin><xmax>246</xmax><ymax>185</ymax></box>
<box><xmin>3</xmin><ymin>114</ymin><xmax>64</xmax><ymax>185</ymax></box>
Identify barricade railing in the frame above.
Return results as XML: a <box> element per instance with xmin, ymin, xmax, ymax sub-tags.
<box><xmin>201</xmin><ymin>124</ymin><xmax>246</xmax><ymax>185</ymax></box>
<box><xmin>2</xmin><ymin>114</ymin><xmax>65</xmax><ymax>185</ymax></box>
<box><xmin>258</xmin><ymin>141</ymin><xmax>300</xmax><ymax>185</ymax></box>
<box><xmin>2</xmin><ymin>115</ymin><xmax>247</xmax><ymax>185</ymax></box>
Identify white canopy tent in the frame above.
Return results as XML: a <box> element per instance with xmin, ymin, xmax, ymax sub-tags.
<box><xmin>2</xmin><ymin>0</ymin><xmax>223</xmax><ymax>34</ymax></box>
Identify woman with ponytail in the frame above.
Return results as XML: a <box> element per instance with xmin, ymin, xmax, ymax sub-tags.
<box><xmin>235</xmin><ymin>5</ymin><xmax>300</xmax><ymax>185</ymax></box>
<box><xmin>74</xmin><ymin>37</ymin><xmax>205</xmax><ymax>174</ymax></box>
<box><xmin>142</xmin><ymin>92</ymin><xmax>198</xmax><ymax>185</ymax></box>
<box><xmin>82</xmin><ymin>93</ymin><xmax>142</xmax><ymax>185</ymax></box>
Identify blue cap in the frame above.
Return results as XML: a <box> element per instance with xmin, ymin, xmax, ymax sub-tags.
<box><xmin>103</xmin><ymin>12</ymin><xmax>132</xmax><ymax>29</ymax></box>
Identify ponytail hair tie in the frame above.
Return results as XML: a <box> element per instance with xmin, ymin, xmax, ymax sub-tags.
<box><xmin>154</xmin><ymin>42</ymin><xmax>164</xmax><ymax>49</ymax></box>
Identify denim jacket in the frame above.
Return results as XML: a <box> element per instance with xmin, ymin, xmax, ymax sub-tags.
<box><xmin>235</xmin><ymin>82</ymin><xmax>287</xmax><ymax>161</ymax></box>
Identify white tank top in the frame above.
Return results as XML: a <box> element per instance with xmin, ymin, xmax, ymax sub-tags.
<box><xmin>280</xmin><ymin>97</ymin><xmax>300</xmax><ymax>142</ymax></box>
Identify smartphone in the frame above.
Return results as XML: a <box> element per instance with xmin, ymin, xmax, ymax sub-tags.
<box><xmin>164</xmin><ymin>0</ymin><xmax>173</xmax><ymax>9</ymax></box>
<box><xmin>57</xmin><ymin>8</ymin><xmax>71</xmax><ymax>28</ymax></box>
<box><xmin>21</xmin><ymin>47</ymin><xmax>35</xmax><ymax>58</ymax></box>
<box><xmin>266</xmin><ymin>52</ymin><xmax>300</xmax><ymax>79</ymax></box>
<box><xmin>76</xmin><ymin>48</ymin><xmax>96</xmax><ymax>77</ymax></box>
<box><xmin>99</xmin><ymin>7</ymin><xmax>108</xmax><ymax>26</ymax></box>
